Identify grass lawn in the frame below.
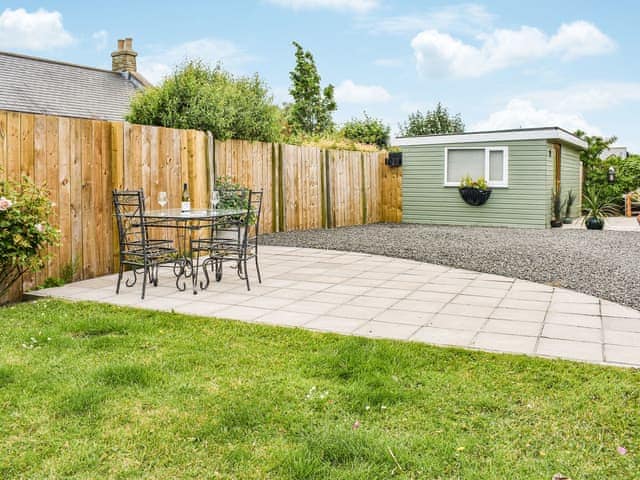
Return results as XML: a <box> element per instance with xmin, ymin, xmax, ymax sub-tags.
<box><xmin>1</xmin><ymin>300</ymin><xmax>638</xmax><ymax>479</ymax></box>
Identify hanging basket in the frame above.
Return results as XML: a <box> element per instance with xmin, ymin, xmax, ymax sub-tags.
<box><xmin>459</xmin><ymin>187</ymin><xmax>492</xmax><ymax>206</ymax></box>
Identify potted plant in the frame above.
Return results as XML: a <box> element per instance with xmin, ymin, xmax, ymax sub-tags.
<box><xmin>582</xmin><ymin>187</ymin><xmax>619</xmax><ymax>230</ymax></box>
<box><xmin>550</xmin><ymin>190</ymin><xmax>565</xmax><ymax>228</ymax></box>
<box><xmin>563</xmin><ymin>189</ymin><xmax>576</xmax><ymax>224</ymax></box>
<box><xmin>458</xmin><ymin>175</ymin><xmax>492</xmax><ymax>206</ymax></box>
<box><xmin>214</xmin><ymin>176</ymin><xmax>255</xmax><ymax>239</ymax></box>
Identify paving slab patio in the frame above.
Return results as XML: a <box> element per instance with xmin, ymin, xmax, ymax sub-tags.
<box><xmin>30</xmin><ymin>246</ymin><xmax>640</xmax><ymax>368</ymax></box>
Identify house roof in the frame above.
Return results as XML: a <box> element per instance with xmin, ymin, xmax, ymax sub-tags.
<box><xmin>0</xmin><ymin>50</ymin><xmax>146</xmax><ymax>121</ymax></box>
<box><xmin>394</xmin><ymin>127</ymin><xmax>588</xmax><ymax>150</ymax></box>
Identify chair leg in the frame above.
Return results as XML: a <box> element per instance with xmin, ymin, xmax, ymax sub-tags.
<box><xmin>243</xmin><ymin>258</ymin><xmax>250</xmax><ymax>291</ymax></box>
<box><xmin>255</xmin><ymin>255</ymin><xmax>262</xmax><ymax>284</ymax></box>
<box><xmin>141</xmin><ymin>260</ymin><xmax>148</xmax><ymax>300</ymax></box>
<box><xmin>116</xmin><ymin>263</ymin><xmax>124</xmax><ymax>294</ymax></box>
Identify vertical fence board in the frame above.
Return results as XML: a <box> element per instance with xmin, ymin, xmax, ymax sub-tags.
<box><xmin>69</xmin><ymin>118</ymin><xmax>83</xmax><ymax>281</ymax></box>
<box><xmin>45</xmin><ymin>115</ymin><xmax>60</xmax><ymax>279</ymax></box>
<box><xmin>0</xmin><ymin>111</ymin><xmax>7</xmax><ymax>180</ymax></box>
<box><xmin>57</xmin><ymin>117</ymin><xmax>72</xmax><ymax>276</ymax></box>
<box><xmin>80</xmin><ymin>120</ymin><xmax>96</xmax><ymax>278</ymax></box>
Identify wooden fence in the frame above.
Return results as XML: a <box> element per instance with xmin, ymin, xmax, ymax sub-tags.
<box><xmin>0</xmin><ymin>110</ymin><xmax>402</xmax><ymax>301</ymax></box>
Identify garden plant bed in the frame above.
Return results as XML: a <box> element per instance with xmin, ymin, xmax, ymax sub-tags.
<box><xmin>262</xmin><ymin>223</ymin><xmax>640</xmax><ymax>311</ymax></box>
<box><xmin>1</xmin><ymin>300</ymin><xmax>638</xmax><ymax>478</ymax></box>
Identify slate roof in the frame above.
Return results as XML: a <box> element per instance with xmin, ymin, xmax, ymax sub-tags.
<box><xmin>0</xmin><ymin>51</ymin><xmax>147</xmax><ymax>121</ymax></box>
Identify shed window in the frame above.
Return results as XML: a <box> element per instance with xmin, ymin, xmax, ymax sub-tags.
<box><xmin>444</xmin><ymin>147</ymin><xmax>508</xmax><ymax>187</ymax></box>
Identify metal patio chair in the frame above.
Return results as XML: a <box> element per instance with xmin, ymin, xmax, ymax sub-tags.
<box><xmin>112</xmin><ymin>190</ymin><xmax>177</xmax><ymax>299</ymax></box>
<box><xmin>195</xmin><ymin>190</ymin><xmax>263</xmax><ymax>291</ymax></box>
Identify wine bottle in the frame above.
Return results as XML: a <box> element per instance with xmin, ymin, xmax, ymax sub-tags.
<box><xmin>181</xmin><ymin>183</ymin><xmax>191</xmax><ymax>212</ymax></box>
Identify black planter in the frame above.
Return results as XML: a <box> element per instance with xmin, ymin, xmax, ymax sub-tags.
<box><xmin>585</xmin><ymin>217</ymin><xmax>604</xmax><ymax>230</ymax></box>
<box><xmin>562</xmin><ymin>217</ymin><xmax>573</xmax><ymax>224</ymax></box>
<box><xmin>550</xmin><ymin>220</ymin><xmax>563</xmax><ymax>228</ymax></box>
<box><xmin>459</xmin><ymin>187</ymin><xmax>492</xmax><ymax>206</ymax></box>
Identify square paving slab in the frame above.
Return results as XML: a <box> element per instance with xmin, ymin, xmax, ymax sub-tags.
<box><xmin>30</xmin><ymin>246</ymin><xmax>640</xmax><ymax>368</ymax></box>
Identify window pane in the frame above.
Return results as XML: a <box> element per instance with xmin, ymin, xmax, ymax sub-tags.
<box><xmin>447</xmin><ymin>149</ymin><xmax>484</xmax><ymax>183</ymax></box>
<box><xmin>488</xmin><ymin>150</ymin><xmax>504</xmax><ymax>182</ymax></box>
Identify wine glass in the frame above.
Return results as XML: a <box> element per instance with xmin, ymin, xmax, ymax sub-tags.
<box><xmin>158</xmin><ymin>191</ymin><xmax>168</xmax><ymax>209</ymax></box>
<box><xmin>210</xmin><ymin>190</ymin><xmax>220</xmax><ymax>210</ymax></box>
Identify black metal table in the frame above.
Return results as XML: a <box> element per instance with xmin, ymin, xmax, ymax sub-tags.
<box><xmin>143</xmin><ymin>208</ymin><xmax>246</xmax><ymax>294</ymax></box>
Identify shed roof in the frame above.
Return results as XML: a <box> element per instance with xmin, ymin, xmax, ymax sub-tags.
<box><xmin>0</xmin><ymin>50</ymin><xmax>145</xmax><ymax>121</ymax></box>
<box><xmin>394</xmin><ymin>127</ymin><xmax>588</xmax><ymax>150</ymax></box>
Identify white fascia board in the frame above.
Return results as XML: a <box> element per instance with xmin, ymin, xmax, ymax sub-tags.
<box><xmin>394</xmin><ymin>128</ymin><xmax>588</xmax><ymax>150</ymax></box>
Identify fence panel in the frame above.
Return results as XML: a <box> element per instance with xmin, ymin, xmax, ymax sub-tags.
<box><xmin>214</xmin><ymin>139</ymin><xmax>275</xmax><ymax>233</ymax></box>
<box><xmin>0</xmin><ymin>110</ymin><xmax>402</xmax><ymax>303</ymax></box>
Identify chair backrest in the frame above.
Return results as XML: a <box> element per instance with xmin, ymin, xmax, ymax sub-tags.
<box><xmin>245</xmin><ymin>190</ymin><xmax>263</xmax><ymax>243</ymax></box>
<box><xmin>112</xmin><ymin>190</ymin><xmax>148</xmax><ymax>255</ymax></box>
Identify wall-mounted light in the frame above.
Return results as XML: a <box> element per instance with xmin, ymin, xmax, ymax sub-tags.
<box><xmin>608</xmin><ymin>166</ymin><xmax>616</xmax><ymax>184</ymax></box>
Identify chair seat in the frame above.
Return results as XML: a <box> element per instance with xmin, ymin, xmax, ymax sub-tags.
<box><xmin>122</xmin><ymin>245</ymin><xmax>177</xmax><ymax>260</ymax></box>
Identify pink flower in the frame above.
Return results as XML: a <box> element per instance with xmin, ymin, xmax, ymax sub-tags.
<box><xmin>35</xmin><ymin>223</ymin><xmax>44</xmax><ymax>233</ymax></box>
<box><xmin>617</xmin><ymin>446</ymin><xmax>627</xmax><ymax>455</ymax></box>
<box><xmin>0</xmin><ymin>196</ymin><xmax>12</xmax><ymax>211</ymax></box>
<box><xmin>352</xmin><ymin>420</ymin><xmax>360</xmax><ymax>430</ymax></box>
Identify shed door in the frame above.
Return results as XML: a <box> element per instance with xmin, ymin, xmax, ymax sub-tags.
<box><xmin>552</xmin><ymin>143</ymin><xmax>561</xmax><ymax>193</ymax></box>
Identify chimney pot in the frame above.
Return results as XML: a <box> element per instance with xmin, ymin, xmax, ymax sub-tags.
<box><xmin>111</xmin><ymin>37</ymin><xmax>138</xmax><ymax>73</ymax></box>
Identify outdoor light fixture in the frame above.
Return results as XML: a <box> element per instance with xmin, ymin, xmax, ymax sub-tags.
<box><xmin>608</xmin><ymin>166</ymin><xmax>616</xmax><ymax>184</ymax></box>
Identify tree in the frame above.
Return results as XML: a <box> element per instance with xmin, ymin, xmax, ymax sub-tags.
<box><xmin>127</xmin><ymin>60</ymin><xmax>281</xmax><ymax>142</ymax></box>
<box><xmin>573</xmin><ymin>130</ymin><xmax>639</xmax><ymax>203</ymax></box>
<box><xmin>574</xmin><ymin>130</ymin><xmax>617</xmax><ymax>181</ymax></box>
<box><xmin>340</xmin><ymin>113</ymin><xmax>390</xmax><ymax>148</ymax></box>
<box><xmin>287</xmin><ymin>41</ymin><xmax>337</xmax><ymax>135</ymax></box>
<box><xmin>398</xmin><ymin>103</ymin><xmax>464</xmax><ymax>136</ymax></box>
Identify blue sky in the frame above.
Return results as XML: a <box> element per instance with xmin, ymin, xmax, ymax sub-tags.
<box><xmin>2</xmin><ymin>1</ymin><xmax>639</xmax><ymax>150</ymax></box>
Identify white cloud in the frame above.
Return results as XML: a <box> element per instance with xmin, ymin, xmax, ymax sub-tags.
<box><xmin>265</xmin><ymin>0</ymin><xmax>378</xmax><ymax>13</ymax></box>
<box><xmin>334</xmin><ymin>80</ymin><xmax>392</xmax><ymax>103</ymax></box>
<box><xmin>523</xmin><ymin>83</ymin><xmax>640</xmax><ymax>112</ymax></box>
<box><xmin>138</xmin><ymin>38</ymin><xmax>254</xmax><ymax>84</ymax></box>
<box><xmin>92</xmin><ymin>30</ymin><xmax>108</xmax><ymax>51</ymax></box>
<box><xmin>370</xmin><ymin>3</ymin><xmax>494</xmax><ymax>35</ymax></box>
<box><xmin>548</xmin><ymin>21</ymin><xmax>615</xmax><ymax>60</ymax></box>
<box><xmin>0</xmin><ymin>8</ymin><xmax>73</xmax><ymax>50</ymax></box>
<box><xmin>473</xmin><ymin>99</ymin><xmax>600</xmax><ymax>134</ymax></box>
<box><xmin>412</xmin><ymin>20</ymin><xmax>615</xmax><ymax>77</ymax></box>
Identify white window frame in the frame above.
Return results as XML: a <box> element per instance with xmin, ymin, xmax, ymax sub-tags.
<box><xmin>444</xmin><ymin>146</ymin><xmax>509</xmax><ymax>188</ymax></box>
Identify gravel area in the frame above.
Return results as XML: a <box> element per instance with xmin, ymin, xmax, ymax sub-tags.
<box><xmin>261</xmin><ymin>223</ymin><xmax>640</xmax><ymax>311</ymax></box>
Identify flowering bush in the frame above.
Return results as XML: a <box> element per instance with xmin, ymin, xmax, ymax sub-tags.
<box><xmin>0</xmin><ymin>175</ymin><xmax>59</xmax><ymax>299</ymax></box>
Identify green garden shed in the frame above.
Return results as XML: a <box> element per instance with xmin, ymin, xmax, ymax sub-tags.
<box><xmin>395</xmin><ymin>127</ymin><xmax>587</xmax><ymax>229</ymax></box>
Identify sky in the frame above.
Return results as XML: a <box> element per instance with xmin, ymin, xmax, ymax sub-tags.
<box><xmin>1</xmin><ymin>1</ymin><xmax>639</xmax><ymax>150</ymax></box>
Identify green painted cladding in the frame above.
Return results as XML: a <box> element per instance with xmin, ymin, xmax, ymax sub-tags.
<box><xmin>401</xmin><ymin>139</ymin><xmax>582</xmax><ymax>229</ymax></box>
<box><xmin>560</xmin><ymin>145</ymin><xmax>582</xmax><ymax>218</ymax></box>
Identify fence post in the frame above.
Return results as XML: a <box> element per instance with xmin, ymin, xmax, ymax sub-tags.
<box><xmin>360</xmin><ymin>152</ymin><xmax>367</xmax><ymax>224</ymax></box>
<box><xmin>320</xmin><ymin>149</ymin><xmax>327</xmax><ymax>229</ymax></box>
<box><xmin>271</xmin><ymin>143</ymin><xmax>278</xmax><ymax>232</ymax></box>
<box><xmin>278</xmin><ymin>143</ymin><xmax>286</xmax><ymax>232</ymax></box>
<box><xmin>324</xmin><ymin>150</ymin><xmax>333</xmax><ymax>229</ymax></box>
<box><xmin>206</xmin><ymin>132</ymin><xmax>214</xmax><ymax>193</ymax></box>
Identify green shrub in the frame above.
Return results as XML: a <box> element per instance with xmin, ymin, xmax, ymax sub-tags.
<box><xmin>585</xmin><ymin>154</ymin><xmax>640</xmax><ymax>204</ymax></box>
<box><xmin>0</xmin><ymin>175</ymin><xmax>59</xmax><ymax>299</ymax></box>
<box><xmin>399</xmin><ymin>102</ymin><xmax>464</xmax><ymax>136</ymax></box>
<box><xmin>340</xmin><ymin>113</ymin><xmax>390</xmax><ymax>148</ymax></box>
<box><xmin>127</xmin><ymin>61</ymin><xmax>281</xmax><ymax>142</ymax></box>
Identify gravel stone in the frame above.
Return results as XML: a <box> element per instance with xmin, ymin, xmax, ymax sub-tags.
<box><xmin>261</xmin><ymin>223</ymin><xmax>640</xmax><ymax>311</ymax></box>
